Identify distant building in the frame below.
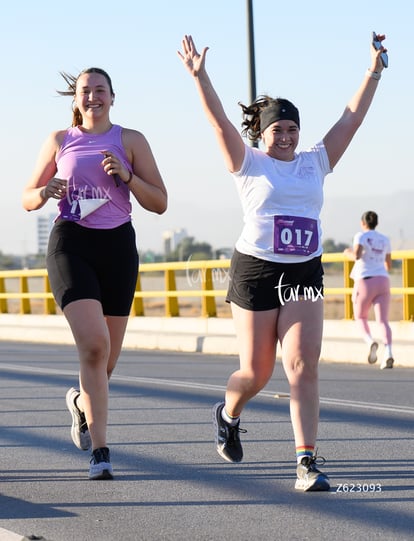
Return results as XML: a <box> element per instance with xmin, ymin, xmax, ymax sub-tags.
<box><xmin>37</xmin><ymin>214</ymin><xmax>55</xmax><ymax>254</ymax></box>
<box><xmin>162</xmin><ymin>228</ymin><xmax>188</xmax><ymax>257</ymax></box>
<box><xmin>215</xmin><ymin>247</ymin><xmax>234</xmax><ymax>259</ymax></box>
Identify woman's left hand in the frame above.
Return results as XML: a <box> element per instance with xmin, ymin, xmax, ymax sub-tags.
<box><xmin>101</xmin><ymin>151</ymin><xmax>130</xmax><ymax>184</ymax></box>
<box><xmin>370</xmin><ymin>33</ymin><xmax>387</xmax><ymax>73</ymax></box>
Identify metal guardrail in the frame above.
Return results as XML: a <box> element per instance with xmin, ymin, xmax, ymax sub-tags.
<box><xmin>1</xmin><ymin>250</ymin><xmax>414</xmax><ymax>320</ymax></box>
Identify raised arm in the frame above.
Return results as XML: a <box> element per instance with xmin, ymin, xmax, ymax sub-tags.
<box><xmin>323</xmin><ymin>33</ymin><xmax>387</xmax><ymax>169</ymax></box>
<box><xmin>177</xmin><ymin>35</ymin><xmax>245</xmax><ymax>173</ymax></box>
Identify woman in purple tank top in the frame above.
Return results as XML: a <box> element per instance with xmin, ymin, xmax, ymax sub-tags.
<box><xmin>22</xmin><ymin>67</ymin><xmax>168</xmax><ymax>480</ymax></box>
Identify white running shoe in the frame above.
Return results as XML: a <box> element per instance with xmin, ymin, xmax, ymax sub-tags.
<box><xmin>368</xmin><ymin>342</ymin><xmax>378</xmax><ymax>364</ymax></box>
<box><xmin>65</xmin><ymin>387</ymin><xmax>92</xmax><ymax>451</ymax></box>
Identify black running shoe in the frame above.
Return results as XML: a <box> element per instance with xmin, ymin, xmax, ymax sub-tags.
<box><xmin>89</xmin><ymin>447</ymin><xmax>114</xmax><ymax>480</ymax></box>
<box><xmin>380</xmin><ymin>357</ymin><xmax>394</xmax><ymax>370</ymax></box>
<box><xmin>295</xmin><ymin>455</ymin><xmax>330</xmax><ymax>492</ymax></box>
<box><xmin>212</xmin><ymin>402</ymin><xmax>246</xmax><ymax>463</ymax></box>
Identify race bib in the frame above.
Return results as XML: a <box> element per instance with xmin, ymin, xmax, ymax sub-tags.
<box><xmin>273</xmin><ymin>215</ymin><xmax>318</xmax><ymax>256</ymax></box>
<box><xmin>59</xmin><ymin>190</ymin><xmax>109</xmax><ymax>221</ymax></box>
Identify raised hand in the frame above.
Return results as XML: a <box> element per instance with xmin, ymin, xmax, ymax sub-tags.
<box><xmin>177</xmin><ymin>35</ymin><xmax>209</xmax><ymax>77</ymax></box>
<box><xmin>371</xmin><ymin>33</ymin><xmax>387</xmax><ymax>71</ymax></box>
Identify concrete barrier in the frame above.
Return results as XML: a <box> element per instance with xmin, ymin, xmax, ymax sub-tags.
<box><xmin>0</xmin><ymin>526</ymin><xmax>32</xmax><ymax>541</ymax></box>
<box><xmin>0</xmin><ymin>314</ymin><xmax>413</xmax><ymax>368</ymax></box>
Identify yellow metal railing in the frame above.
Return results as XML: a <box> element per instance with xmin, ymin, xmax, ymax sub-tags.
<box><xmin>1</xmin><ymin>250</ymin><xmax>414</xmax><ymax>320</ymax></box>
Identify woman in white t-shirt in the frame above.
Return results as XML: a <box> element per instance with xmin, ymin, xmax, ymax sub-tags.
<box><xmin>178</xmin><ymin>33</ymin><xmax>387</xmax><ymax>492</ymax></box>
<box><xmin>346</xmin><ymin>211</ymin><xmax>393</xmax><ymax>369</ymax></box>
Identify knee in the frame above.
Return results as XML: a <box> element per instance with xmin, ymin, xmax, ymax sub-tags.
<box><xmin>78</xmin><ymin>335</ymin><xmax>110</xmax><ymax>367</ymax></box>
<box><xmin>286</xmin><ymin>356</ymin><xmax>319</xmax><ymax>386</ymax></box>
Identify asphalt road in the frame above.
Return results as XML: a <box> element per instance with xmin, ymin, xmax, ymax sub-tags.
<box><xmin>0</xmin><ymin>341</ymin><xmax>413</xmax><ymax>541</ymax></box>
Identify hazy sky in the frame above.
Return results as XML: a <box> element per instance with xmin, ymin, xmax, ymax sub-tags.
<box><xmin>1</xmin><ymin>0</ymin><xmax>410</xmax><ymax>255</ymax></box>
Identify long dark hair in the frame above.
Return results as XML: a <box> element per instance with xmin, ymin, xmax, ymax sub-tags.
<box><xmin>57</xmin><ymin>67</ymin><xmax>114</xmax><ymax>127</ymax></box>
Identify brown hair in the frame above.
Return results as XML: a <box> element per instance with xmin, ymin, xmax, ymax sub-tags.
<box><xmin>361</xmin><ymin>211</ymin><xmax>378</xmax><ymax>230</ymax></box>
<box><xmin>238</xmin><ymin>95</ymin><xmax>299</xmax><ymax>142</ymax></box>
<box><xmin>58</xmin><ymin>67</ymin><xmax>115</xmax><ymax>127</ymax></box>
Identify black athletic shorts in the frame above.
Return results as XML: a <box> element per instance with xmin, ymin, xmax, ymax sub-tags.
<box><xmin>47</xmin><ymin>220</ymin><xmax>139</xmax><ymax>316</ymax></box>
<box><xmin>225</xmin><ymin>249</ymin><xmax>324</xmax><ymax>311</ymax></box>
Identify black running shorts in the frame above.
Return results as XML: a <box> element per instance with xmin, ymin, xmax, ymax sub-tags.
<box><xmin>226</xmin><ymin>249</ymin><xmax>324</xmax><ymax>311</ymax></box>
<box><xmin>47</xmin><ymin>220</ymin><xmax>139</xmax><ymax>316</ymax></box>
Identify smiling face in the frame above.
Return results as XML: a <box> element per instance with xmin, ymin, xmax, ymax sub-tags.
<box><xmin>262</xmin><ymin>119</ymin><xmax>300</xmax><ymax>161</ymax></box>
<box><xmin>74</xmin><ymin>72</ymin><xmax>114</xmax><ymax>128</ymax></box>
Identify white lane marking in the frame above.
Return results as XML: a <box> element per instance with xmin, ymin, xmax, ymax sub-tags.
<box><xmin>1</xmin><ymin>363</ymin><xmax>414</xmax><ymax>416</ymax></box>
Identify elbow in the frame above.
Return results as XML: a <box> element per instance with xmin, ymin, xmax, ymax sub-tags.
<box><xmin>22</xmin><ymin>188</ymin><xmax>42</xmax><ymax>212</ymax></box>
<box><xmin>138</xmin><ymin>188</ymin><xmax>168</xmax><ymax>214</ymax></box>
<box><xmin>22</xmin><ymin>197</ymin><xmax>32</xmax><ymax>212</ymax></box>
<box><xmin>22</xmin><ymin>200</ymin><xmax>38</xmax><ymax>213</ymax></box>
<box><xmin>156</xmin><ymin>198</ymin><xmax>168</xmax><ymax>215</ymax></box>
<box><xmin>151</xmin><ymin>193</ymin><xmax>168</xmax><ymax>215</ymax></box>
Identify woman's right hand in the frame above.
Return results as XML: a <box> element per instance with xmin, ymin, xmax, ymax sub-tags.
<box><xmin>41</xmin><ymin>177</ymin><xmax>67</xmax><ymax>200</ymax></box>
<box><xmin>177</xmin><ymin>35</ymin><xmax>208</xmax><ymax>77</ymax></box>
<box><xmin>177</xmin><ymin>33</ymin><xmax>245</xmax><ymax>173</ymax></box>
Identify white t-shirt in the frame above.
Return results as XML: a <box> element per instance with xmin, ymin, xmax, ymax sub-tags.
<box><xmin>350</xmin><ymin>230</ymin><xmax>391</xmax><ymax>280</ymax></box>
<box><xmin>232</xmin><ymin>142</ymin><xmax>332</xmax><ymax>263</ymax></box>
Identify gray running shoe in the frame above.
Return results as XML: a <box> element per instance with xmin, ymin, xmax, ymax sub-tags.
<box><xmin>65</xmin><ymin>387</ymin><xmax>91</xmax><ymax>451</ymax></box>
<box><xmin>89</xmin><ymin>447</ymin><xmax>113</xmax><ymax>480</ymax></box>
<box><xmin>295</xmin><ymin>455</ymin><xmax>330</xmax><ymax>492</ymax></box>
<box><xmin>368</xmin><ymin>342</ymin><xmax>378</xmax><ymax>364</ymax></box>
<box><xmin>212</xmin><ymin>402</ymin><xmax>246</xmax><ymax>463</ymax></box>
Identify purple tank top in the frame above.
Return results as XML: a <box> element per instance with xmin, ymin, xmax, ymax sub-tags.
<box><xmin>55</xmin><ymin>124</ymin><xmax>132</xmax><ymax>229</ymax></box>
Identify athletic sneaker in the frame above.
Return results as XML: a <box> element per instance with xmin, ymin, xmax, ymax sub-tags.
<box><xmin>295</xmin><ymin>455</ymin><xmax>330</xmax><ymax>492</ymax></box>
<box><xmin>368</xmin><ymin>342</ymin><xmax>378</xmax><ymax>364</ymax></box>
<box><xmin>212</xmin><ymin>402</ymin><xmax>246</xmax><ymax>463</ymax></box>
<box><xmin>89</xmin><ymin>447</ymin><xmax>113</xmax><ymax>480</ymax></box>
<box><xmin>380</xmin><ymin>357</ymin><xmax>394</xmax><ymax>370</ymax></box>
<box><xmin>65</xmin><ymin>387</ymin><xmax>91</xmax><ymax>451</ymax></box>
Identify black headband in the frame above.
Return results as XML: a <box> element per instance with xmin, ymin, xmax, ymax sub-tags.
<box><xmin>260</xmin><ymin>101</ymin><xmax>300</xmax><ymax>132</ymax></box>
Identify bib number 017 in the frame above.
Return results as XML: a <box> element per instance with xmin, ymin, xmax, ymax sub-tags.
<box><xmin>274</xmin><ymin>215</ymin><xmax>318</xmax><ymax>256</ymax></box>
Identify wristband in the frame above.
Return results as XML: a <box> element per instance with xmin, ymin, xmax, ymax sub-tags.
<box><xmin>366</xmin><ymin>69</ymin><xmax>381</xmax><ymax>81</ymax></box>
<box><xmin>124</xmin><ymin>171</ymin><xmax>134</xmax><ymax>184</ymax></box>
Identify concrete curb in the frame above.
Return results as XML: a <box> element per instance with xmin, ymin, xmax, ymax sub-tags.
<box><xmin>0</xmin><ymin>528</ymin><xmax>23</xmax><ymax>541</ymax></box>
<box><xmin>0</xmin><ymin>314</ymin><xmax>413</xmax><ymax>368</ymax></box>
<box><xmin>0</xmin><ymin>527</ymin><xmax>45</xmax><ymax>541</ymax></box>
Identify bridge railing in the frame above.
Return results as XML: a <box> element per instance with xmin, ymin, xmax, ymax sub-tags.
<box><xmin>1</xmin><ymin>250</ymin><xmax>414</xmax><ymax>320</ymax></box>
